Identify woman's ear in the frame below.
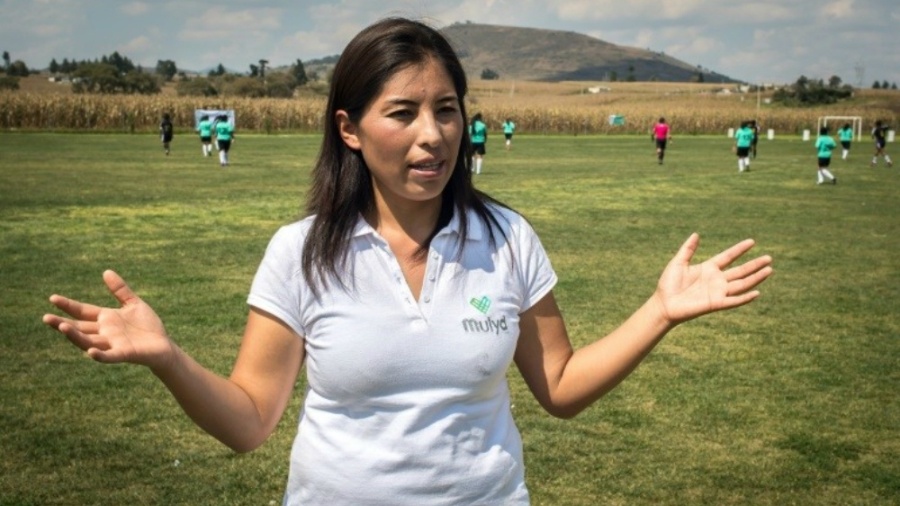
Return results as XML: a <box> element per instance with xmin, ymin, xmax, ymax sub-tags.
<box><xmin>336</xmin><ymin>110</ymin><xmax>361</xmax><ymax>150</ymax></box>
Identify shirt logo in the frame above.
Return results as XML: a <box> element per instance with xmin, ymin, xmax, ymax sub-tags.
<box><xmin>462</xmin><ymin>315</ymin><xmax>508</xmax><ymax>334</ymax></box>
<box><xmin>463</xmin><ymin>296</ymin><xmax>508</xmax><ymax>334</ymax></box>
<box><xmin>470</xmin><ymin>296</ymin><xmax>491</xmax><ymax>314</ymax></box>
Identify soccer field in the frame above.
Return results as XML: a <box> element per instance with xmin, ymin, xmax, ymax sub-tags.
<box><xmin>1</xmin><ymin>133</ymin><xmax>897</xmax><ymax>505</ymax></box>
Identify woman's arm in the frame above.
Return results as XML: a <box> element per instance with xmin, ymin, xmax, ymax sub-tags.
<box><xmin>514</xmin><ymin>234</ymin><xmax>772</xmax><ymax>418</ymax></box>
<box><xmin>43</xmin><ymin>270</ymin><xmax>303</xmax><ymax>452</ymax></box>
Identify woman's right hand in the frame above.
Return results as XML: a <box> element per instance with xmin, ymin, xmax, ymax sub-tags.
<box><xmin>43</xmin><ymin>270</ymin><xmax>175</xmax><ymax>371</ymax></box>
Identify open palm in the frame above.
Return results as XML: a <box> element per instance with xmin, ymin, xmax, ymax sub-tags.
<box><xmin>655</xmin><ymin>234</ymin><xmax>773</xmax><ymax>325</ymax></box>
<box><xmin>43</xmin><ymin>270</ymin><xmax>174</xmax><ymax>370</ymax></box>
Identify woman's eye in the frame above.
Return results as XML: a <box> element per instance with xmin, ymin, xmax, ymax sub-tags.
<box><xmin>389</xmin><ymin>109</ymin><xmax>414</xmax><ymax>119</ymax></box>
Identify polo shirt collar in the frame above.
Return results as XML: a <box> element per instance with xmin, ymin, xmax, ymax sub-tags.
<box><xmin>349</xmin><ymin>206</ymin><xmax>486</xmax><ymax>242</ymax></box>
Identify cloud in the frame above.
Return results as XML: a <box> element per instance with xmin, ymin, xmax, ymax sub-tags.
<box><xmin>120</xmin><ymin>35</ymin><xmax>153</xmax><ymax>54</ymax></box>
<box><xmin>822</xmin><ymin>0</ymin><xmax>854</xmax><ymax>18</ymax></box>
<box><xmin>179</xmin><ymin>7</ymin><xmax>282</xmax><ymax>41</ymax></box>
<box><xmin>120</xmin><ymin>2</ymin><xmax>150</xmax><ymax>16</ymax></box>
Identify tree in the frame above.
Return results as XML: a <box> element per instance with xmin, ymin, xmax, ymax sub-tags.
<box><xmin>2</xmin><ymin>51</ymin><xmax>10</xmax><ymax>71</ymax></box>
<box><xmin>72</xmin><ymin>63</ymin><xmax>122</xmax><ymax>93</ymax></box>
<box><xmin>828</xmin><ymin>75</ymin><xmax>842</xmax><ymax>88</ymax></box>
<box><xmin>480</xmin><ymin>68</ymin><xmax>499</xmax><ymax>80</ymax></box>
<box><xmin>155</xmin><ymin>59</ymin><xmax>178</xmax><ymax>81</ymax></box>
<box><xmin>773</xmin><ymin>75</ymin><xmax>853</xmax><ymax>106</ymax></box>
<box><xmin>258</xmin><ymin>59</ymin><xmax>269</xmax><ymax>79</ymax></box>
<box><xmin>105</xmin><ymin>51</ymin><xmax>135</xmax><ymax>74</ymax></box>
<box><xmin>265</xmin><ymin>72</ymin><xmax>298</xmax><ymax>98</ymax></box>
<box><xmin>176</xmin><ymin>77</ymin><xmax>218</xmax><ymax>97</ymax></box>
<box><xmin>881</xmin><ymin>80</ymin><xmax>889</xmax><ymax>89</ymax></box>
<box><xmin>123</xmin><ymin>72</ymin><xmax>160</xmax><ymax>94</ymax></box>
<box><xmin>290</xmin><ymin>59</ymin><xmax>308</xmax><ymax>86</ymax></box>
<box><xmin>227</xmin><ymin>76</ymin><xmax>266</xmax><ymax>97</ymax></box>
<box><xmin>208</xmin><ymin>63</ymin><xmax>226</xmax><ymax>77</ymax></box>
<box><xmin>70</xmin><ymin>62</ymin><xmax>159</xmax><ymax>94</ymax></box>
<box><xmin>248</xmin><ymin>63</ymin><xmax>259</xmax><ymax>77</ymax></box>
<box><xmin>6</xmin><ymin>60</ymin><xmax>30</xmax><ymax>77</ymax></box>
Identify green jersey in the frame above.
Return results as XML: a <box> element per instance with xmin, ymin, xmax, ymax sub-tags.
<box><xmin>815</xmin><ymin>135</ymin><xmax>837</xmax><ymax>158</ymax></box>
<box><xmin>470</xmin><ymin>120</ymin><xmax>487</xmax><ymax>143</ymax></box>
<box><xmin>735</xmin><ymin>127</ymin><xmax>754</xmax><ymax>148</ymax></box>
<box><xmin>838</xmin><ymin>127</ymin><xmax>853</xmax><ymax>142</ymax></box>
<box><xmin>197</xmin><ymin>119</ymin><xmax>213</xmax><ymax>138</ymax></box>
<box><xmin>502</xmin><ymin>121</ymin><xmax>516</xmax><ymax>135</ymax></box>
<box><xmin>215</xmin><ymin>121</ymin><xmax>234</xmax><ymax>141</ymax></box>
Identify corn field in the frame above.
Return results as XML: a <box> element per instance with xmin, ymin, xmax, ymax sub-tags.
<box><xmin>0</xmin><ymin>93</ymin><xmax>326</xmax><ymax>133</ymax></box>
<box><xmin>1</xmin><ymin>81</ymin><xmax>897</xmax><ymax>135</ymax></box>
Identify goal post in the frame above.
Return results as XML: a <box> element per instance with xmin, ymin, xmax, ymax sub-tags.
<box><xmin>818</xmin><ymin>116</ymin><xmax>862</xmax><ymax>141</ymax></box>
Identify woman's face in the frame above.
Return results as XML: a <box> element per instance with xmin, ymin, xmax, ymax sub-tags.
<box><xmin>337</xmin><ymin>57</ymin><xmax>463</xmax><ymax>211</ymax></box>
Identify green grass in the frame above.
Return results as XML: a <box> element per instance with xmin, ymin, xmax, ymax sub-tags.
<box><xmin>1</xmin><ymin>133</ymin><xmax>898</xmax><ymax>505</ymax></box>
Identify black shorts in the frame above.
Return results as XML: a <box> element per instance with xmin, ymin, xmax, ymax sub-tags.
<box><xmin>504</xmin><ymin>133</ymin><xmax>513</xmax><ymax>140</ymax></box>
<box><xmin>736</xmin><ymin>147</ymin><xmax>750</xmax><ymax>157</ymax></box>
<box><xmin>200</xmin><ymin>136</ymin><xmax>212</xmax><ymax>143</ymax></box>
<box><xmin>818</xmin><ymin>157</ymin><xmax>832</xmax><ymax>168</ymax></box>
<box><xmin>217</xmin><ymin>139</ymin><xmax>232</xmax><ymax>152</ymax></box>
<box><xmin>875</xmin><ymin>140</ymin><xmax>886</xmax><ymax>150</ymax></box>
<box><xmin>655</xmin><ymin>139</ymin><xmax>667</xmax><ymax>150</ymax></box>
<box><xmin>472</xmin><ymin>142</ymin><xmax>486</xmax><ymax>155</ymax></box>
<box><xmin>161</xmin><ymin>134</ymin><xmax>173</xmax><ymax>143</ymax></box>
<box><xmin>841</xmin><ymin>141</ymin><xmax>851</xmax><ymax>149</ymax></box>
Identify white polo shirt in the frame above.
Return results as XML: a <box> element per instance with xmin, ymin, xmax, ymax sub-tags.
<box><xmin>248</xmin><ymin>204</ymin><xmax>557</xmax><ymax>505</ymax></box>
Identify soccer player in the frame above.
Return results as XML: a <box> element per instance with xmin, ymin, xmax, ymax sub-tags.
<box><xmin>815</xmin><ymin>126</ymin><xmax>837</xmax><ymax>184</ymax></box>
<box><xmin>734</xmin><ymin>121</ymin><xmax>754</xmax><ymax>172</ymax></box>
<box><xmin>502</xmin><ymin>118</ymin><xmax>516</xmax><ymax>151</ymax></box>
<box><xmin>214</xmin><ymin>115</ymin><xmax>235</xmax><ymax>167</ymax></box>
<box><xmin>837</xmin><ymin>123</ymin><xmax>854</xmax><ymax>160</ymax></box>
<box><xmin>871</xmin><ymin>120</ymin><xmax>893</xmax><ymax>167</ymax></box>
<box><xmin>652</xmin><ymin>117</ymin><xmax>671</xmax><ymax>164</ymax></box>
<box><xmin>159</xmin><ymin>113</ymin><xmax>174</xmax><ymax>155</ymax></box>
<box><xmin>470</xmin><ymin>112</ymin><xmax>487</xmax><ymax>174</ymax></box>
<box><xmin>196</xmin><ymin>115</ymin><xmax>213</xmax><ymax>157</ymax></box>
<box><xmin>750</xmin><ymin>120</ymin><xmax>760</xmax><ymax>159</ymax></box>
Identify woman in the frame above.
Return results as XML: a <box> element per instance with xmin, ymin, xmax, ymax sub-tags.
<box><xmin>652</xmin><ymin>116</ymin><xmax>671</xmax><ymax>164</ymax></box>
<box><xmin>469</xmin><ymin>112</ymin><xmax>487</xmax><ymax>173</ymax></box>
<box><xmin>815</xmin><ymin>126</ymin><xmax>838</xmax><ymax>184</ymax></box>
<box><xmin>871</xmin><ymin>120</ymin><xmax>893</xmax><ymax>167</ymax></box>
<box><xmin>503</xmin><ymin>117</ymin><xmax>516</xmax><ymax>150</ymax></box>
<box><xmin>213</xmin><ymin>114</ymin><xmax>234</xmax><ymax>166</ymax></box>
<box><xmin>196</xmin><ymin>114</ymin><xmax>213</xmax><ymax>157</ymax></box>
<box><xmin>42</xmin><ymin>18</ymin><xmax>772</xmax><ymax>505</ymax></box>
<box><xmin>159</xmin><ymin>113</ymin><xmax>174</xmax><ymax>155</ymax></box>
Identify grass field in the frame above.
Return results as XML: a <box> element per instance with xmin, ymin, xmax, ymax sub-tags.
<box><xmin>1</xmin><ymin>132</ymin><xmax>898</xmax><ymax>505</ymax></box>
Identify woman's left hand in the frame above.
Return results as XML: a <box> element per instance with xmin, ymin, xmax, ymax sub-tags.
<box><xmin>654</xmin><ymin>233</ymin><xmax>773</xmax><ymax>325</ymax></box>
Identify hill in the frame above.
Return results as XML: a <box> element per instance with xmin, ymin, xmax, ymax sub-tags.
<box><xmin>440</xmin><ymin>22</ymin><xmax>740</xmax><ymax>83</ymax></box>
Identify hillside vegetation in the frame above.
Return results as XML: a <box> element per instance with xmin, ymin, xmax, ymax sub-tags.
<box><xmin>441</xmin><ymin>22</ymin><xmax>737</xmax><ymax>83</ymax></box>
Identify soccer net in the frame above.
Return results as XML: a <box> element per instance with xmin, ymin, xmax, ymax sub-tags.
<box><xmin>818</xmin><ymin>116</ymin><xmax>862</xmax><ymax>141</ymax></box>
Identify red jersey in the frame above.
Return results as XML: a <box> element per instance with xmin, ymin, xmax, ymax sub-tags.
<box><xmin>654</xmin><ymin>123</ymin><xmax>670</xmax><ymax>140</ymax></box>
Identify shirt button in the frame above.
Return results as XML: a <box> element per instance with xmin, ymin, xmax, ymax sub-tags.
<box><xmin>424</xmin><ymin>296</ymin><xmax>431</xmax><ymax>303</ymax></box>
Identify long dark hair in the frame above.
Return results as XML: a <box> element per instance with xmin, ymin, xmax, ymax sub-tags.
<box><xmin>302</xmin><ymin>17</ymin><xmax>508</xmax><ymax>291</ymax></box>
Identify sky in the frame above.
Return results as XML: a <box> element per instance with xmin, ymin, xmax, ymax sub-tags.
<box><xmin>2</xmin><ymin>0</ymin><xmax>898</xmax><ymax>86</ymax></box>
